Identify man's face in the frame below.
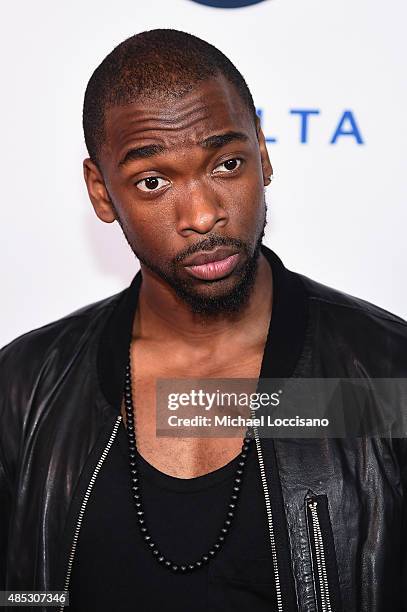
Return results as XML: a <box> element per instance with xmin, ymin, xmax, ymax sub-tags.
<box><xmin>84</xmin><ymin>75</ymin><xmax>272</xmax><ymax>315</ymax></box>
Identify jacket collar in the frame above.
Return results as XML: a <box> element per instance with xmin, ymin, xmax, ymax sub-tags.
<box><xmin>97</xmin><ymin>244</ymin><xmax>309</xmax><ymax>413</ymax></box>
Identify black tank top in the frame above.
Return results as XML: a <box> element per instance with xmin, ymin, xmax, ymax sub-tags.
<box><xmin>68</xmin><ymin>419</ymin><xmax>277</xmax><ymax>611</ymax></box>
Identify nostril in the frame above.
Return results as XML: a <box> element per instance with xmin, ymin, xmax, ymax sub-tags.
<box><xmin>176</xmin><ymin>199</ymin><xmax>229</xmax><ymax>235</ymax></box>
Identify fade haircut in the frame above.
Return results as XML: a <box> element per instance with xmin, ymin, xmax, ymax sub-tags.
<box><xmin>82</xmin><ymin>29</ymin><xmax>257</xmax><ymax>166</ymax></box>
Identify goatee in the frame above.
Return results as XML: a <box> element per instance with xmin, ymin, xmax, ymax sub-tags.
<box><xmin>116</xmin><ymin>202</ymin><xmax>268</xmax><ymax>319</ymax></box>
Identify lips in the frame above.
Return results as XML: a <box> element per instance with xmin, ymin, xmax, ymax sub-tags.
<box><xmin>183</xmin><ymin>247</ymin><xmax>240</xmax><ymax>281</ymax></box>
<box><xmin>182</xmin><ymin>247</ymin><xmax>239</xmax><ymax>267</ymax></box>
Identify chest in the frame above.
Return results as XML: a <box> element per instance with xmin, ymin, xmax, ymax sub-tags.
<box><xmin>120</xmin><ymin>342</ymin><xmax>264</xmax><ymax>477</ymax></box>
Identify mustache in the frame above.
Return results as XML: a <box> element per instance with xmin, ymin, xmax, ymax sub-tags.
<box><xmin>174</xmin><ymin>234</ymin><xmax>248</xmax><ymax>264</ymax></box>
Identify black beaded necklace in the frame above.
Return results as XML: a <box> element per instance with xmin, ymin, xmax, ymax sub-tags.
<box><xmin>123</xmin><ymin>351</ymin><xmax>254</xmax><ymax>574</ymax></box>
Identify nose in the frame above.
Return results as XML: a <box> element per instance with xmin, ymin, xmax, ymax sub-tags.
<box><xmin>175</xmin><ymin>181</ymin><xmax>229</xmax><ymax>237</ymax></box>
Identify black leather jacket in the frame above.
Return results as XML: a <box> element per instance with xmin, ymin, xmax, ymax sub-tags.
<box><xmin>1</xmin><ymin>245</ymin><xmax>407</xmax><ymax>612</ymax></box>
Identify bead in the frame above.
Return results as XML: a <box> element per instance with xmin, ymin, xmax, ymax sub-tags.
<box><xmin>124</xmin><ymin>352</ymin><xmax>252</xmax><ymax>574</ymax></box>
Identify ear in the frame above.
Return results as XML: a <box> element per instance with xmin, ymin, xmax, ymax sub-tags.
<box><xmin>255</xmin><ymin>116</ymin><xmax>273</xmax><ymax>186</ymax></box>
<box><xmin>83</xmin><ymin>158</ymin><xmax>117</xmax><ymax>223</ymax></box>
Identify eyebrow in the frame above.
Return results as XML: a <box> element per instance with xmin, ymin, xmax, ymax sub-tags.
<box><xmin>199</xmin><ymin>131</ymin><xmax>249</xmax><ymax>149</ymax></box>
<box><xmin>118</xmin><ymin>143</ymin><xmax>166</xmax><ymax>167</ymax></box>
<box><xmin>117</xmin><ymin>131</ymin><xmax>249</xmax><ymax>168</ymax></box>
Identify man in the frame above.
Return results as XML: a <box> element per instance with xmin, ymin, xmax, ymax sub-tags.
<box><xmin>0</xmin><ymin>28</ymin><xmax>406</xmax><ymax>612</ymax></box>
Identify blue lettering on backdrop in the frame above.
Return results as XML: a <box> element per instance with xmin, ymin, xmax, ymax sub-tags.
<box><xmin>190</xmin><ymin>0</ymin><xmax>267</xmax><ymax>7</ymax></box>
<box><xmin>330</xmin><ymin>110</ymin><xmax>364</xmax><ymax>144</ymax></box>
<box><xmin>290</xmin><ymin>109</ymin><xmax>320</xmax><ymax>144</ymax></box>
<box><xmin>256</xmin><ymin>107</ymin><xmax>364</xmax><ymax>145</ymax></box>
<box><xmin>256</xmin><ymin>108</ymin><xmax>277</xmax><ymax>143</ymax></box>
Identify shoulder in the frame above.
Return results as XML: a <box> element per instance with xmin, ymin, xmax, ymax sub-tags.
<box><xmin>0</xmin><ymin>289</ymin><xmax>124</xmax><ymax>382</ymax></box>
<box><xmin>295</xmin><ymin>271</ymin><xmax>407</xmax><ymax>375</ymax></box>
<box><xmin>299</xmin><ymin>272</ymin><xmax>406</xmax><ymax>328</ymax></box>
<box><xmin>0</xmin><ymin>288</ymin><xmax>127</xmax><ymax>483</ymax></box>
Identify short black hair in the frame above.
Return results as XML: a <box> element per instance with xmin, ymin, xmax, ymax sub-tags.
<box><xmin>82</xmin><ymin>29</ymin><xmax>257</xmax><ymax>166</ymax></box>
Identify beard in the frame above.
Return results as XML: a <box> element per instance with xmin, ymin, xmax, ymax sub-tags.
<box><xmin>116</xmin><ymin>199</ymin><xmax>268</xmax><ymax>319</ymax></box>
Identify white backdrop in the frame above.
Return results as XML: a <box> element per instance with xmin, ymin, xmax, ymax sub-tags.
<box><xmin>1</xmin><ymin>0</ymin><xmax>406</xmax><ymax>348</ymax></box>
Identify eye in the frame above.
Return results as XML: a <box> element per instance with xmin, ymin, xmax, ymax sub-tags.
<box><xmin>213</xmin><ymin>158</ymin><xmax>242</xmax><ymax>174</ymax></box>
<box><xmin>135</xmin><ymin>176</ymin><xmax>170</xmax><ymax>192</ymax></box>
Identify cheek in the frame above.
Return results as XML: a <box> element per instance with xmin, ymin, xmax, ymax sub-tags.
<box><xmin>231</xmin><ymin>178</ymin><xmax>265</xmax><ymax>228</ymax></box>
<box><xmin>121</xmin><ymin>202</ymin><xmax>178</xmax><ymax>256</ymax></box>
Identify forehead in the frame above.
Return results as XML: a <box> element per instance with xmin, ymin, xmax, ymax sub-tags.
<box><xmin>102</xmin><ymin>76</ymin><xmax>255</xmax><ymax>162</ymax></box>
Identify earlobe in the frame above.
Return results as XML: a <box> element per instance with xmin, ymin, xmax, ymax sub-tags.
<box><xmin>83</xmin><ymin>158</ymin><xmax>117</xmax><ymax>224</ymax></box>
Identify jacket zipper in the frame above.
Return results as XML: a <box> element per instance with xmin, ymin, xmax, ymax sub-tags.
<box><xmin>59</xmin><ymin>413</ymin><xmax>283</xmax><ymax>611</ymax></box>
<box><xmin>59</xmin><ymin>415</ymin><xmax>123</xmax><ymax>612</ymax></box>
<box><xmin>307</xmin><ymin>498</ymin><xmax>332</xmax><ymax>612</ymax></box>
<box><xmin>250</xmin><ymin>410</ymin><xmax>283</xmax><ymax>612</ymax></box>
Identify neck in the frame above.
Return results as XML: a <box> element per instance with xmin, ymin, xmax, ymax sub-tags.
<box><xmin>132</xmin><ymin>253</ymin><xmax>273</xmax><ymax>348</ymax></box>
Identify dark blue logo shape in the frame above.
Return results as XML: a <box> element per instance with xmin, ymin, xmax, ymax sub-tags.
<box><xmin>190</xmin><ymin>0</ymin><xmax>266</xmax><ymax>8</ymax></box>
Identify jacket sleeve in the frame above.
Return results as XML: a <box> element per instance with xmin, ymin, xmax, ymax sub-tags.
<box><xmin>0</xmin><ymin>453</ymin><xmax>11</xmax><ymax>589</ymax></box>
<box><xmin>0</xmin><ymin>343</ymin><xmax>14</xmax><ymax>590</ymax></box>
<box><xmin>0</xmin><ymin>338</ymin><xmax>26</xmax><ymax>590</ymax></box>
<box><xmin>398</xmin><ymin>438</ymin><xmax>407</xmax><ymax>611</ymax></box>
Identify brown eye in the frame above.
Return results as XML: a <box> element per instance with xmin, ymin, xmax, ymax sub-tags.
<box><xmin>136</xmin><ymin>176</ymin><xmax>170</xmax><ymax>192</ymax></box>
<box><xmin>213</xmin><ymin>158</ymin><xmax>242</xmax><ymax>174</ymax></box>
<box><xmin>224</xmin><ymin>159</ymin><xmax>238</xmax><ymax>170</ymax></box>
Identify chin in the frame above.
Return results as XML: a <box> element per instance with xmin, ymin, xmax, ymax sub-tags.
<box><xmin>173</xmin><ymin>266</ymin><xmax>258</xmax><ymax>317</ymax></box>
